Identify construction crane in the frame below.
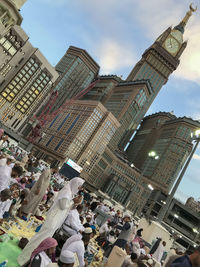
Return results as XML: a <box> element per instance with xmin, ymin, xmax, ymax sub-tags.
<box><xmin>28</xmin><ymin>79</ymin><xmax>100</xmax><ymax>143</ymax></box>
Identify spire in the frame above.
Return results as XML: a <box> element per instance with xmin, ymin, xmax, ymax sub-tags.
<box><xmin>174</xmin><ymin>3</ymin><xmax>197</xmax><ymax>34</ymax></box>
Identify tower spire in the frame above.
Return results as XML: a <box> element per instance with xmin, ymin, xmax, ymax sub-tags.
<box><xmin>174</xmin><ymin>3</ymin><xmax>197</xmax><ymax>33</ymax></box>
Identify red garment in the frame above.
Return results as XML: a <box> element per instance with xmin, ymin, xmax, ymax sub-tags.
<box><xmin>29</xmin><ymin>237</ymin><xmax>58</xmax><ymax>266</ymax></box>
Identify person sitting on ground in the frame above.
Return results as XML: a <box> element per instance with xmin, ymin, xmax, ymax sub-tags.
<box><xmin>58</xmin><ymin>250</ymin><xmax>75</xmax><ymax>267</ymax></box>
<box><xmin>61</xmin><ymin>229</ymin><xmax>92</xmax><ymax>267</ymax></box>
<box><xmin>29</xmin><ymin>237</ymin><xmax>58</xmax><ymax>267</ymax></box>
<box><xmin>62</xmin><ymin>204</ymin><xmax>84</xmax><ymax>237</ymax></box>
<box><xmin>0</xmin><ymin>189</ymin><xmax>12</xmax><ymax>223</ymax></box>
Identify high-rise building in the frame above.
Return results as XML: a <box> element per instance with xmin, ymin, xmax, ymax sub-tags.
<box><xmin>126</xmin><ymin>112</ymin><xmax>200</xmax><ymax>193</ymax></box>
<box><xmin>32</xmin><ymin>100</ymin><xmax>120</xmax><ymax>165</ymax></box>
<box><xmin>51</xmin><ymin>46</ymin><xmax>99</xmax><ymax>110</ymax></box>
<box><xmin>0</xmin><ymin>0</ymin><xmax>26</xmax><ymax>38</ymax></box>
<box><xmin>0</xmin><ymin>26</ymin><xmax>58</xmax><ymax>134</ymax></box>
<box><xmin>77</xmin><ymin>6</ymin><xmax>195</xmax><ymax>211</ymax></box>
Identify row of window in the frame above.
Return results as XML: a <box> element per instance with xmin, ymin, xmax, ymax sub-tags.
<box><xmin>1</xmin><ymin>57</ymin><xmax>39</xmax><ymax>103</ymax></box>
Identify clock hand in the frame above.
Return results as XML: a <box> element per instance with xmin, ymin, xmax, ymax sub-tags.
<box><xmin>170</xmin><ymin>39</ymin><xmax>172</xmax><ymax>48</ymax></box>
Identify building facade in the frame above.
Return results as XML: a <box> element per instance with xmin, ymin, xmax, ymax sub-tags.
<box><xmin>144</xmin><ymin>192</ymin><xmax>200</xmax><ymax>248</ymax></box>
<box><xmin>186</xmin><ymin>197</ymin><xmax>200</xmax><ymax>214</ymax></box>
<box><xmin>0</xmin><ymin>25</ymin><xmax>58</xmax><ymax>134</ymax></box>
<box><xmin>126</xmin><ymin>113</ymin><xmax>200</xmax><ymax>193</ymax></box>
<box><xmin>51</xmin><ymin>46</ymin><xmax>100</xmax><ymax>110</ymax></box>
<box><xmin>164</xmin><ymin>198</ymin><xmax>200</xmax><ymax>248</ymax></box>
<box><xmin>0</xmin><ymin>0</ymin><xmax>26</xmax><ymax>38</ymax></box>
<box><xmin>32</xmin><ymin>100</ymin><xmax>120</xmax><ymax>164</ymax></box>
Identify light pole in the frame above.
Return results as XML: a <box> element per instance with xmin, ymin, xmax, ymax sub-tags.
<box><xmin>125</xmin><ymin>151</ymin><xmax>159</xmax><ymax>213</ymax></box>
<box><xmin>157</xmin><ymin>129</ymin><xmax>200</xmax><ymax>223</ymax></box>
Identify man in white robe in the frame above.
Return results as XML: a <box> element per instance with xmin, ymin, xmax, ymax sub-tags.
<box><xmin>152</xmin><ymin>241</ymin><xmax>166</xmax><ymax>263</ymax></box>
<box><xmin>62</xmin><ymin>204</ymin><xmax>84</xmax><ymax>237</ymax></box>
<box><xmin>61</xmin><ymin>232</ymin><xmax>90</xmax><ymax>267</ymax></box>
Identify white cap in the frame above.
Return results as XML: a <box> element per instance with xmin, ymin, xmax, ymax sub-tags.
<box><xmin>84</xmin><ymin>227</ymin><xmax>93</xmax><ymax>234</ymax></box>
<box><xmin>123</xmin><ymin>212</ymin><xmax>131</xmax><ymax>218</ymax></box>
<box><xmin>60</xmin><ymin>250</ymin><xmax>75</xmax><ymax>264</ymax></box>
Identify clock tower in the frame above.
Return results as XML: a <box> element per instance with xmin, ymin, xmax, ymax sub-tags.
<box><xmin>119</xmin><ymin>4</ymin><xmax>197</xmax><ymax>149</ymax></box>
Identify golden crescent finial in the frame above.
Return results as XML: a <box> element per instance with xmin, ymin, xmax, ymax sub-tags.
<box><xmin>189</xmin><ymin>3</ymin><xmax>197</xmax><ymax>12</ymax></box>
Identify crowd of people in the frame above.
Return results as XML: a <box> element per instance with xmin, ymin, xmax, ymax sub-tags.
<box><xmin>0</xmin><ymin>131</ymin><xmax>200</xmax><ymax>267</ymax></box>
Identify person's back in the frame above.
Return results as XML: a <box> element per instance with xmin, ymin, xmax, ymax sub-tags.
<box><xmin>170</xmin><ymin>254</ymin><xmax>192</xmax><ymax>266</ymax></box>
<box><xmin>163</xmin><ymin>254</ymin><xmax>181</xmax><ymax>267</ymax></box>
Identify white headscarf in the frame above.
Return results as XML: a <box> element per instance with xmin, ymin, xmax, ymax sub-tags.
<box><xmin>60</xmin><ymin>250</ymin><xmax>75</xmax><ymax>264</ymax></box>
<box><xmin>69</xmin><ymin>177</ymin><xmax>85</xmax><ymax>196</ymax></box>
<box><xmin>54</xmin><ymin>177</ymin><xmax>85</xmax><ymax>204</ymax></box>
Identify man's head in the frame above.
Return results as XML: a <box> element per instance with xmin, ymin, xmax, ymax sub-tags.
<box><xmin>162</xmin><ymin>241</ymin><xmax>166</xmax><ymax>247</ymax></box>
<box><xmin>86</xmin><ymin>215</ymin><xmax>92</xmax><ymax>223</ymax></box>
<box><xmin>117</xmin><ymin>210</ymin><xmax>120</xmax><ymax>216</ymax></box>
<box><xmin>76</xmin><ymin>204</ymin><xmax>83</xmax><ymax>214</ymax></box>
<box><xmin>20</xmin><ymin>177</ymin><xmax>27</xmax><ymax>184</ymax></box>
<box><xmin>0</xmin><ymin>189</ymin><xmax>11</xmax><ymax>202</ymax></box>
<box><xmin>130</xmin><ymin>253</ymin><xmax>138</xmax><ymax>262</ymax></box>
<box><xmin>123</xmin><ymin>213</ymin><xmax>131</xmax><ymax>222</ymax></box>
<box><xmin>59</xmin><ymin>250</ymin><xmax>75</xmax><ymax>267</ymax></box>
<box><xmin>176</xmin><ymin>247</ymin><xmax>185</xmax><ymax>255</ymax></box>
<box><xmin>11</xmin><ymin>165</ymin><xmax>23</xmax><ymax>178</ymax></box>
<box><xmin>189</xmin><ymin>246</ymin><xmax>200</xmax><ymax>266</ymax></box>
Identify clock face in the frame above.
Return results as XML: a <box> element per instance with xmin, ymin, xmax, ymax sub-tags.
<box><xmin>164</xmin><ymin>37</ymin><xmax>179</xmax><ymax>54</ymax></box>
<box><xmin>171</xmin><ymin>30</ymin><xmax>183</xmax><ymax>43</ymax></box>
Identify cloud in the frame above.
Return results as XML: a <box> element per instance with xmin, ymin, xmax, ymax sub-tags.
<box><xmin>96</xmin><ymin>39</ymin><xmax>136</xmax><ymax>74</ymax></box>
<box><xmin>193</xmin><ymin>154</ymin><xmax>200</xmax><ymax>160</ymax></box>
<box><xmin>175</xmin><ymin>189</ymin><xmax>189</xmax><ymax>204</ymax></box>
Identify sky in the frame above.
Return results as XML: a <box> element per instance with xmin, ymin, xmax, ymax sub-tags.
<box><xmin>20</xmin><ymin>0</ymin><xmax>200</xmax><ymax>203</ymax></box>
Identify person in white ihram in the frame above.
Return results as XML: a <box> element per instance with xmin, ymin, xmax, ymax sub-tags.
<box><xmin>62</xmin><ymin>204</ymin><xmax>84</xmax><ymax>237</ymax></box>
<box><xmin>17</xmin><ymin>177</ymin><xmax>85</xmax><ymax>266</ymax></box>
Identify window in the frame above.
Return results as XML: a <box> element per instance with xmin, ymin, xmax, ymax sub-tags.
<box><xmin>57</xmin><ymin>114</ymin><xmax>70</xmax><ymax>131</ymax></box>
<box><xmin>46</xmin><ymin>136</ymin><xmax>54</xmax><ymax>147</ymax></box>
<box><xmin>0</xmin><ymin>36</ymin><xmax>17</xmax><ymax>56</ymax></box>
<box><xmin>66</xmin><ymin>115</ymin><xmax>80</xmax><ymax>135</ymax></box>
<box><xmin>49</xmin><ymin>115</ymin><xmax>59</xmax><ymax>128</ymax></box>
<box><xmin>135</xmin><ymin>89</ymin><xmax>147</xmax><ymax>108</ymax></box>
<box><xmin>55</xmin><ymin>138</ymin><xmax>64</xmax><ymax>151</ymax></box>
